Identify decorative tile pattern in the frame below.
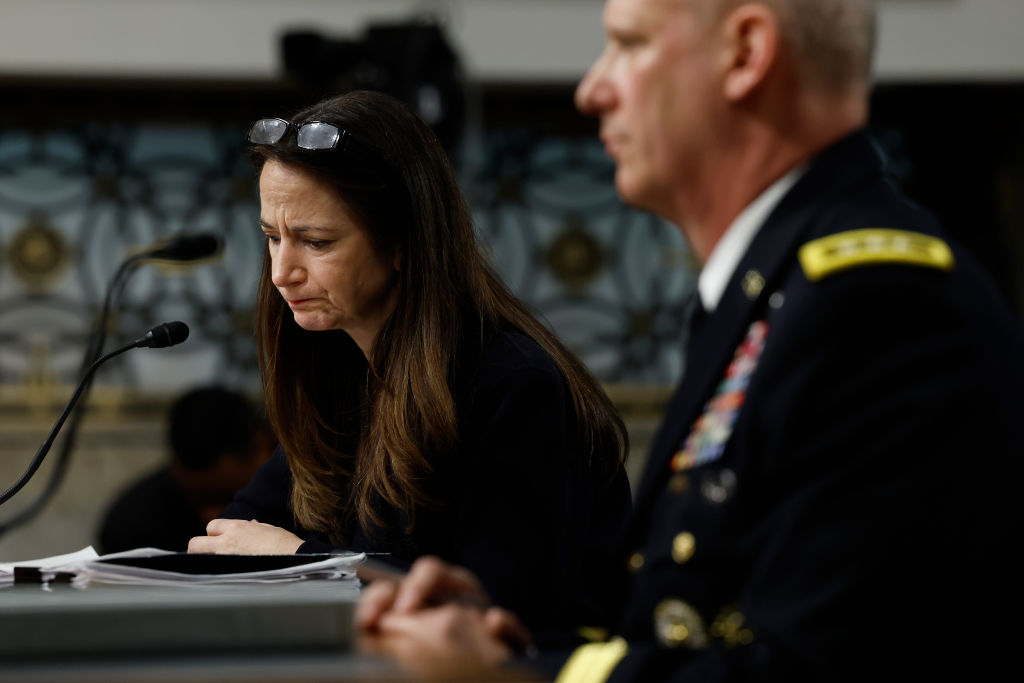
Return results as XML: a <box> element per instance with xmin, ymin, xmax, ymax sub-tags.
<box><xmin>0</xmin><ymin>124</ymin><xmax>698</xmax><ymax>402</ymax></box>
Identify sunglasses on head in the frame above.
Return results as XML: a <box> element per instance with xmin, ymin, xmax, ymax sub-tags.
<box><xmin>247</xmin><ymin>118</ymin><xmax>353</xmax><ymax>151</ymax></box>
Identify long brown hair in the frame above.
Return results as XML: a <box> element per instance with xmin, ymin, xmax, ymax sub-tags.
<box><xmin>251</xmin><ymin>90</ymin><xmax>626</xmax><ymax>543</ymax></box>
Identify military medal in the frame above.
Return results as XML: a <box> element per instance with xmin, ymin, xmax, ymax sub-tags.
<box><xmin>671</xmin><ymin>320</ymin><xmax>769</xmax><ymax>471</ymax></box>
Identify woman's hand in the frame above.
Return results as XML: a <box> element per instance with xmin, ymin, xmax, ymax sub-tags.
<box><xmin>187</xmin><ymin>518</ymin><xmax>304</xmax><ymax>555</ymax></box>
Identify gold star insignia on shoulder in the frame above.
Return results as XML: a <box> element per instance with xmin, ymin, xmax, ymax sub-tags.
<box><xmin>798</xmin><ymin>228</ymin><xmax>954</xmax><ymax>281</ymax></box>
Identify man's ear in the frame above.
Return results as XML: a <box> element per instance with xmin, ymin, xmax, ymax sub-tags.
<box><xmin>721</xmin><ymin>4</ymin><xmax>779</xmax><ymax>102</ymax></box>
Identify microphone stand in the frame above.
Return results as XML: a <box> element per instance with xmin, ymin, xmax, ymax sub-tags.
<box><xmin>0</xmin><ymin>234</ymin><xmax>217</xmax><ymax>538</ymax></box>
<box><xmin>0</xmin><ymin>323</ymin><xmax>189</xmax><ymax>533</ymax></box>
<box><xmin>1</xmin><ymin>341</ymin><xmax>143</xmax><ymax>508</ymax></box>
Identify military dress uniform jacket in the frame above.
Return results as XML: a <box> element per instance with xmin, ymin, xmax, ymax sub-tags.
<box><xmin>553</xmin><ymin>131</ymin><xmax>1024</xmax><ymax>682</ymax></box>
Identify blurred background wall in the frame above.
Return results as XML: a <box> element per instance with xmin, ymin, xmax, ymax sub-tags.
<box><xmin>2</xmin><ymin>0</ymin><xmax>1023</xmax><ymax>559</ymax></box>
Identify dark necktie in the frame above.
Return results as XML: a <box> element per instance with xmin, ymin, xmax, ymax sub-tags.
<box><xmin>679</xmin><ymin>289</ymin><xmax>707</xmax><ymax>380</ymax></box>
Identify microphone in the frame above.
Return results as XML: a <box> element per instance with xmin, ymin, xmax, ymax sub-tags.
<box><xmin>0</xmin><ymin>322</ymin><xmax>190</xmax><ymax>512</ymax></box>
<box><xmin>133</xmin><ymin>321</ymin><xmax>190</xmax><ymax>349</ymax></box>
<box><xmin>141</xmin><ymin>233</ymin><xmax>221</xmax><ymax>262</ymax></box>
<box><xmin>82</xmin><ymin>233</ymin><xmax>217</xmax><ymax>369</ymax></box>
<box><xmin>0</xmin><ymin>236</ymin><xmax>218</xmax><ymax>536</ymax></box>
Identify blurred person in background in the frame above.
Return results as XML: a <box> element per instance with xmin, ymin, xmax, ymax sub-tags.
<box><xmin>188</xmin><ymin>90</ymin><xmax>631</xmax><ymax>639</ymax></box>
<box><xmin>97</xmin><ymin>385</ymin><xmax>274</xmax><ymax>554</ymax></box>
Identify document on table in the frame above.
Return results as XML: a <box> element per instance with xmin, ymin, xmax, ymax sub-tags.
<box><xmin>0</xmin><ymin>546</ymin><xmax>99</xmax><ymax>587</ymax></box>
<box><xmin>2</xmin><ymin>546</ymin><xmax>365</xmax><ymax>587</ymax></box>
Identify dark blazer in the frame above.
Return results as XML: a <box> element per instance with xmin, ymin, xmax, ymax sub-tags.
<box><xmin>221</xmin><ymin>330</ymin><xmax>632</xmax><ymax>638</ymax></box>
<box><xmin>552</xmin><ymin>132</ymin><xmax>1024</xmax><ymax>681</ymax></box>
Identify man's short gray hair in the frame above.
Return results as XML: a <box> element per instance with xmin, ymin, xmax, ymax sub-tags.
<box><xmin>698</xmin><ymin>0</ymin><xmax>877</xmax><ymax>91</ymax></box>
<box><xmin>777</xmin><ymin>0</ymin><xmax>876</xmax><ymax>90</ymax></box>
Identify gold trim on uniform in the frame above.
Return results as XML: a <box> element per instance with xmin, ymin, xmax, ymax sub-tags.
<box><xmin>672</xmin><ymin>532</ymin><xmax>696</xmax><ymax>564</ymax></box>
<box><xmin>578</xmin><ymin>626</ymin><xmax>610</xmax><ymax>643</ymax></box>
<box><xmin>710</xmin><ymin>607</ymin><xmax>755</xmax><ymax>647</ymax></box>
<box><xmin>653</xmin><ymin>598</ymin><xmax>709</xmax><ymax>649</ymax></box>
<box><xmin>556</xmin><ymin>637</ymin><xmax>628</xmax><ymax>683</ymax></box>
<box><xmin>742</xmin><ymin>269</ymin><xmax>765</xmax><ymax>299</ymax></box>
<box><xmin>798</xmin><ymin>228</ymin><xmax>954</xmax><ymax>281</ymax></box>
<box><xmin>627</xmin><ymin>551</ymin><xmax>645</xmax><ymax>573</ymax></box>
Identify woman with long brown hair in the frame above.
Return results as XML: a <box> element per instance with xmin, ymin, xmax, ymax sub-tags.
<box><xmin>188</xmin><ymin>90</ymin><xmax>630</xmax><ymax>634</ymax></box>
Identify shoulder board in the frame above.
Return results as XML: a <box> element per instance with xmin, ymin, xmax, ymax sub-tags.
<box><xmin>798</xmin><ymin>228</ymin><xmax>955</xmax><ymax>282</ymax></box>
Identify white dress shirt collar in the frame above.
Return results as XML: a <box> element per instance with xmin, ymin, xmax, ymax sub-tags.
<box><xmin>697</xmin><ymin>167</ymin><xmax>806</xmax><ymax>312</ymax></box>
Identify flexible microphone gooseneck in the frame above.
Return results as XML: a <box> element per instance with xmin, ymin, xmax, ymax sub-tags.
<box><xmin>80</xmin><ymin>233</ymin><xmax>220</xmax><ymax>379</ymax></box>
<box><xmin>89</xmin><ymin>233</ymin><xmax>219</xmax><ymax>363</ymax></box>
<box><xmin>0</xmin><ymin>236</ymin><xmax>217</xmax><ymax>538</ymax></box>
<box><xmin>0</xmin><ymin>322</ymin><xmax>190</xmax><ymax>511</ymax></box>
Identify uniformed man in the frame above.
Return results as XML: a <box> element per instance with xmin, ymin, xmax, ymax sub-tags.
<box><xmin>355</xmin><ymin>0</ymin><xmax>1024</xmax><ymax>680</ymax></box>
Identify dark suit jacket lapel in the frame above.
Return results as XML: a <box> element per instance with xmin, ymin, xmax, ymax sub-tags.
<box><xmin>631</xmin><ymin>130</ymin><xmax>884</xmax><ymax>518</ymax></box>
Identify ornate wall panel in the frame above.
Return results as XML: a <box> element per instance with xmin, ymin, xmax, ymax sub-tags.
<box><xmin>0</xmin><ymin>118</ymin><xmax>698</xmax><ymax>415</ymax></box>
<box><xmin>0</xmin><ymin>124</ymin><xmax>266</xmax><ymax>408</ymax></box>
<box><xmin>465</xmin><ymin>131</ymin><xmax>697</xmax><ymax>385</ymax></box>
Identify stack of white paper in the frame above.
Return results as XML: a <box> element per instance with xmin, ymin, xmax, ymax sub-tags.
<box><xmin>3</xmin><ymin>546</ymin><xmax>365</xmax><ymax>588</ymax></box>
<box><xmin>0</xmin><ymin>546</ymin><xmax>99</xmax><ymax>587</ymax></box>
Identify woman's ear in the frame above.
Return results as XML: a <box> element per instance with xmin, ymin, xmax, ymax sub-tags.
<box><xmin>393</xmin><ymin>244</ymin><xmax>403</xmax><ymax>272</ymax></box>
<box><xmin>721</xmin><ymin>4</ymin><xmax>779</xmax><ymax>102</ymax></box>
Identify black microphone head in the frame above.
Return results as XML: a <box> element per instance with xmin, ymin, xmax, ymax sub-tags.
<box><xmin>147</xmin><ymin>234</ymin><xmax>221</xmax><ymax>261</ymax></box>
<box><xmin>136</xmin><ymin>321</ymin><xmax>190</xmax><ymax>349</ymax></box>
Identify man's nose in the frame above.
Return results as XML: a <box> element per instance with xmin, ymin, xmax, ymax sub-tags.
<box><xmin>575</xmin><ymin>52</ymin><xmax>615</xmax><ymax>115</ymax></box>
